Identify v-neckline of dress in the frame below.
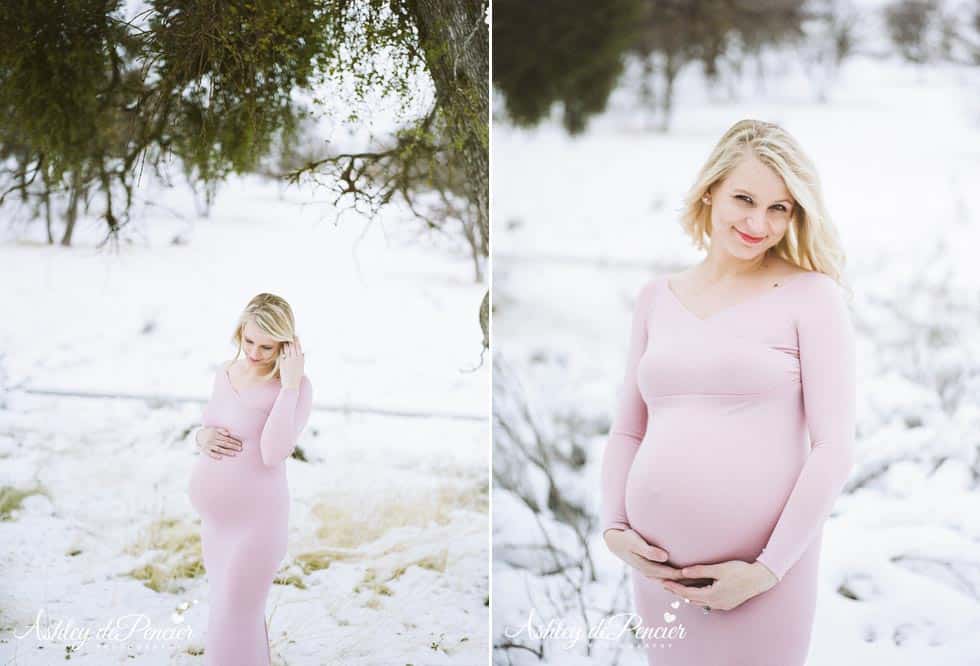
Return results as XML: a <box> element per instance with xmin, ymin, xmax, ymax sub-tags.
<box><xmin>664</xmin><ymin>270</ymin><xmax>813</xmax><ymax>322</ymax></box>
<box><xmin>224</xmin><ymin>363</ymin><xmax>278</xmax><ymax>398</ymax></box>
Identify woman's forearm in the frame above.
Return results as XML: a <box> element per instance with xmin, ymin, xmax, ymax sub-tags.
<box><xmin>259</xmin><ymin>378</ymin><xmax>313</xmax><ymax>467</ymax></box>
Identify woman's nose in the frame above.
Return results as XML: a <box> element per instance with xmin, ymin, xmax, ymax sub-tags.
<box><xmin>744</xmin><ymin>213</ymin><xmax>768</xmax><ymax>234</ymax></box>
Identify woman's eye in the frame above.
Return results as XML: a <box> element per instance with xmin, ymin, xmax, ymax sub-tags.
<box><xmin>737</xmin><ymin>194</ymin><xmax>787</xmax><ymax>212</ymax></box>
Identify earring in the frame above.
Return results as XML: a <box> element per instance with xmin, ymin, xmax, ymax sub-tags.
<box><xmin>702</xmin><ymin>195</ymin><xmax>711</xmax><ymax>205</ymax></box>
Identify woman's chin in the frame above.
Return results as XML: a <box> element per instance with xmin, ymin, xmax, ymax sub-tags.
<box><xmin>725</xmin><ymin>238</ymin><xmax>769</xmax><ymax>259</ymax></box>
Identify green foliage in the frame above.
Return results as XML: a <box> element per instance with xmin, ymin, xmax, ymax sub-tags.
<box><xmin>0</xmin><ymin>0</ymin><xmax>157</xmax><ymax>243</ymax></box>
<box><xmin>149</xmin><ymin>0</ymin><xmax>337</xmax><ymax>181</ymax></box>
<box><xmin>690</xmin><ymin>0</ymin><xmax>809</xmax><ymax>65</ymax></box>
<box><xmin>492</xmin><ymin>0</ymin><xmax>811</xmax><ymax>134</ymax></box>
<box><xmin>319</xmin><ymin>0</ymin><xmax>427</xmax><ymax>123</ymax></box>
<box><xmin>0</xmin><ymin>0</ymin><xmax>486</xmax><ymax>269</ymax></box>
<box><xmin>492</xmin><ymin>0</ymin><xmax>645</xmax><ymax>134</ymax></box>
<box><xmin>0</xmin><ymin>5</ymin><xmax>132</xmax><ymax>242</ymax></box>
<box><xmin>0</xmin><ymin>1</ymin><xmax>348</xmax><ymax>240</ymax></box>
<box><xmin>283</xmin><ymin>0</ymin><xmax>489</xmax><ymax>284</ymax></box>
<box><xmin>0</xmin><ymin>0</ymin><xmax>130</xmax><ymax>179</ymax></box>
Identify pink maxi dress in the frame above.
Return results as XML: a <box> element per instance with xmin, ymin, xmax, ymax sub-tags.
<box><xmin>601</xmin><ymin>272</ymin><xmax>856</xmax><ymax>666</ymax></box>
<box><xmin>188</xmin><ymin>361</ymin><xmax>313</xmax><ymax>666</ymax></box>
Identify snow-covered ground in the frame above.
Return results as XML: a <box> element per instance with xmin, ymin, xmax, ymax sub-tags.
<box><xmin>491</xmin><ymin>42</ymin><xmax>980</xmax><ymax>666</ymax></box>
<box><xmin>0</xmin><ymin>171</ymin><xmax>489</xmax><ymax>664</ymax></box>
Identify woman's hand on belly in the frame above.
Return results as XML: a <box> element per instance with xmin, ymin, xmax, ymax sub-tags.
<box><xmin>197</xmin><ymin>427</ymin><xmax>244</xmax><ymax>460</ymax></box>
<box><xmin>660</xmin><ymin>560</ymin><xmax>779</xmax><ymax>611</ymax></box>
<box><xmin>603</xmin><ymin>528</ymin><xmax>687</xmax><ymax>582</ymax></box>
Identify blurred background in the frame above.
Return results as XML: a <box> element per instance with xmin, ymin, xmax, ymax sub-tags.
<box><xmin>492</xmin><ymin>0</ymin><xmax>980</xmax><ymax>664</ymax></box>
<box><xmin>0</xmin><ymin>2</ymin><xmax>489</xmax><ymax>664</ymax></box>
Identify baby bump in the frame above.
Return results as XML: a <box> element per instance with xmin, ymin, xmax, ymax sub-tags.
<box><xmin>624</xmin><ymin>402</ymin><xmax>806</xmax><ymax>566</ymax></box>
<box><xmin>188</xmin><ymin>453</ymin><xmax>289</xmax><ymax>526</ymax></box>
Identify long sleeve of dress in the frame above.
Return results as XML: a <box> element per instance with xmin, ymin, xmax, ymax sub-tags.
<box><xmin>755</xmin><ymin>277</ymin><xmax>857</xmax><ymax>581</ymax></box>
<box><xmin>194</xmin><ymin>371</ymin><xmax>221</xmax><ymax>448</ymax></box>
<box><xmin>201</xmin><ymin>369</ymin><xmax>220</xmax><ymax>423</ymax></box>
<box><xmin>259</xmin><ymin>375</ymin><xmax>314</xmax><ymax>467</ymax></box>
<box><xmin>600</xmin><ymin>279</ymin><xmax>658</xmax><ymax>537</ymax></box>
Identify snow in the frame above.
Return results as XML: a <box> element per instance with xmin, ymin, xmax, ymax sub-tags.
<box><xmin>491</xmin><ymin>33</ymin><xmax>980</xmax><ymax>666</ymax></box>
<box><xmin>0</xmin><ymin>169</ymin><xmax>489</xmax><ymax>661</ymax></box>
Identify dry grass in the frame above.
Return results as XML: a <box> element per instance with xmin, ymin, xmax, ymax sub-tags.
<box><xmin>355</xmin><ymin>547</ymin><xmax>450</xmax><ymax>594</ymax></box>
<box><xmin>123</xmin><ymin>517</ymin><xmax>204</xmax><ymax>593</ymax></box>
<box><xmin>309</xmin><ymin>479</ymin><xmax>487</xmax><ymax>549</ymax></box>
<box><xmin>122</xmin><ymin>477</ymin><xmax>486</xmax><ymax>598</ymax></box>
<box><xmin>272</xmin><ymin>571</ymin><xmax>307</xmax><ymax>589</ymax></box>
<box><xmin>289</xmin><ymin>478</ymin><xmax>483</xmax><ymax>611</ymax></box>
<box><xmin>0</xmin><ymin>484</ymin><xmax>48</xmax><ymax>521</ymax></box>
<box><xmin>293</xmin><ymin>547</ymin><xmax>360</xmax><ymax>575</ymax></box>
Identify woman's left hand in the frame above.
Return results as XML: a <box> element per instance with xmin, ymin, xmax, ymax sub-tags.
<box><xmin>660</xmin><ymin>561</ymin><xmax>778</xmax><ymax>612</ymax></box>
<box><xmin>279</xmin><ymin>335</ymin><xmax>305</xmax><ymax>390</ymax></box>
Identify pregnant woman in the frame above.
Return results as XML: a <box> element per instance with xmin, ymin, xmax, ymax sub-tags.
<box><xmin>601</xmin><ymin>120</ymin><xmax>856</xmax><ymax>665</ymax></box>
<box><xmin>188</xmin><ymin>293</ymin><xmax>313</xmax><ymax>666</ymax></box>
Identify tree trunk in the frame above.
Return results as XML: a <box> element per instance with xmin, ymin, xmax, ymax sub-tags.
<box><xmin>639</xmin><ymin>53</ymin><xmax>656</xmax><ymax>109</ymax></box>
<box><xmin>407</xmin><ymin>0</ymin><xmax>489</xmax><ymax>348</ymax></box>
<box><xmin>61</xmin><ymin>173</ymin><xmax>82</xmax><ymax>247</ymax></box>
<box><xmin>408</xmin><ymin>0</ymin><xmax>488</xmax><ymax>254</ymax></box>
<box><xmin>43</xmin><ymin>179</ymin><xmax>54</xmax><ymax>245</ymax></box>
<box><xmin>661</xmin><ymin>54</ymin><xmax>677</xmax><ymax>132</ymax></box>
<box><xmin>463</xmin><ymin>216</ymin><xmax>483</xmax><ymax>282</ymax></box>
<box><xmin>479</xmin><ymin>290</ymin><xmax>489</xmax><ymax>352</ymax></box>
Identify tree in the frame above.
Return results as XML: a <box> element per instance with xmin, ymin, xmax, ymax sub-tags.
<box><xmin>0</xmin><ymin>0</ymin><xmax>489</xmax><ymax>347</ymax></box>
<box><xmin>0</xmin><ymin>0</ymin><xmax>144</xmax><ymax>245</ymax></box>
<box><xmin>884</xmin><ymin>0</ymin><xmax>941</xmax><ymax>64</ymax></box>
<box><xmin>0</xmin><ymin>0</ymin><xmax>336</xmax><ymax>244</ymax></box>
<box><xmin>492</xmin><ymin>0</ymin><xmax>646</xmax><ymax>134</ymax></box>
<box><xmin>285</xmin><ymin>0</ymin><xmax>490</xmax><ymax>347</ymax></box>
<box><xmin>147</xmin><ymin>0</ymin><xmax>336</xmax><ymax>187</ymax></box>
<box><xmin>631</xmin><ymin>0</ymin><xmax>808</xmax><ymax>131</ymax></box>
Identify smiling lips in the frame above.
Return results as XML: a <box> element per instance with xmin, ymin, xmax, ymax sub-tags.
<box><xmin>735</xmin><ymin>228</ymin><xmax>765</xmax><ymax>244</ymax></box>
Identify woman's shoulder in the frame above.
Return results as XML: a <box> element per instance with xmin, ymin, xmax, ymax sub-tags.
<box><xmin>636</xmin><ymin>272</ymin><xmax>674</xmax><ymax>297</ymax></box>
<box><xmin>791</xmin><ymin>269</ymin><xmax>844</xmax><ymax>297</ymax></box>
<box><xmin>639</xmin><ymin>270</ymin><xmax>689</xmax><ymax>304</ymax></box>
<box><xmin>625</xmin><ymin>275</ymin><xmax>663</xmax><ymax>315</ymax></box>
<box><xmin>211</xmin><ymin>359</ymin><xmax>233</xmax><ymax>381</ymax></box>
<box><xmin>656</xmin><ymin>266</ymin><xmax>703</xmax><ymax>294</ymax></box>
<box><xmin>622</xmin><ymin>274</ymin><xmax>673</xmax><ymax>324</ymax></box>
<box><xmin>765</xmin><ymin>254</ymin><xmax>837</xmax><ymax>287</ymax></box>
<box><xmin>790</xmin><ymin>270</ymin><xmax>851</xmax><ymax>326</ymax></box>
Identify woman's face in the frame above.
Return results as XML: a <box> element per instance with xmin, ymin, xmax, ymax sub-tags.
<box><xmin>706</xmin><ymin>153</ymin><xmax>796</xmax><ymax>260</ymax></box>
<box><xmin>242</xmin><ymin>319</ymin><xmax>281</xmax><ymax>367</ymax></box>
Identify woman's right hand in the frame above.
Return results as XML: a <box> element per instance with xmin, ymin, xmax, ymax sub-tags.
<box><xmin>604</xmin><ymin>528</ymin><xmax>686</xmax><ymax>582</ymax></box>
<box><xmin>196</xmin><ymin>427</ymin><xmax>243</xmax><ymax>460</ymax></box>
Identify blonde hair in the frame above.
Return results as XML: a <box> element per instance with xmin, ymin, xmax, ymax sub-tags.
<box><xmin>679</xmin><ymin>119</ymin><xmax>850</xmax><ymax>298</ymax></box>
<box><xmin>230</xmin><ymin>293</ymin><xmax>296</xmax><ymax>382</ymax></box>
